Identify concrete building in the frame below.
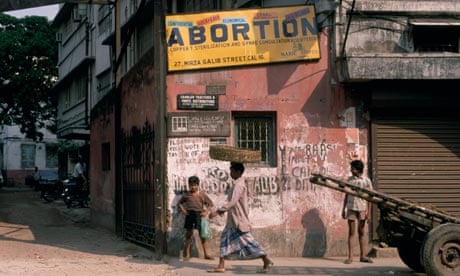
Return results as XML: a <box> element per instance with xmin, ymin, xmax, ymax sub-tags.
<box><xmin>52</xmin><ymin>2</ymin><xmax>114</xmax><ymax>176</ymax></box>
<box><xmin>334</xmin><ymin>0</ymin><xmax>460</xmax><ymax>223</ymax></box>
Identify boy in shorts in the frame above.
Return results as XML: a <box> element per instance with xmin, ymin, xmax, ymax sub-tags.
<box><xmin>178</xmin><ymin>176</ymin><xmax>214</xmax><ymax>260</ymax></box>
<box><xmin>341</xmin><ymin>159</ymin><xmax>373</xmax><ymax>264</ymax></box>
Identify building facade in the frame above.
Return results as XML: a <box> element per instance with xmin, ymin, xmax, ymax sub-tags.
<box><xmin>334</xmin><ymin>0</ymin><xmax>460</xmax><ymax>220</ymax></box>
<box><xmin>58</xmin><ymin>0</ymin><xmax>460</xmax><ymax>259</ymax></box>
<box><xmin>52</xmin><ymin>2</ymin><xmax>115</xmax><ymax>189</ymax></box>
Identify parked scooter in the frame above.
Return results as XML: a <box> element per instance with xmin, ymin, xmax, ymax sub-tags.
<box><xmin>61</xmin><ymin>178</ymin><xmax>90</xmax><ymax>208</ymax></box>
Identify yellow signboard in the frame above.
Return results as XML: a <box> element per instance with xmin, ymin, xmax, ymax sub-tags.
<box><xmin>166</xmin><ymin>6</ymin><xmax>320</xmax><ymax>71</ymax></box>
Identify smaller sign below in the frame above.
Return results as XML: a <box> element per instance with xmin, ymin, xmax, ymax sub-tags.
<box><xmin>206</xmin><ymin>84</ymin><xmax>226</xmax><ymax>95</ymax></box>
<box><xmin>177</xmin><ymin>94</ymin><xmax>218</xmax><ymax>110</ymax></box>
<box><xmin>168</xmin><ymin>111</ymin><xmax>230</xmax><ymax>137</ymax></box>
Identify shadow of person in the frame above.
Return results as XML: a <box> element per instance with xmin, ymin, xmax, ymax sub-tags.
<box><xmin>301</xmin><ymin>208</ymin><xmax>327</xmax><ymax>257</ymax></box>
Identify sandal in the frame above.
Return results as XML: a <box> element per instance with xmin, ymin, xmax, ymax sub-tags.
<box><xmin>344</xmin><ymin>259</ymin><xmax>353</xmax><ymax>264</ymax></box>
<box><xmin>207</xmin><ymin>267</ymin><xmax>225</xmax><ymax>273</ymax></box>
<box><xmin>257</xmin><ymin>261</ymin><xmax>274</xmax><ymax>273</ymax></box>
<box><xmin>205</xmin><ymin>255</ymin><xmax>215</xmax><ymax>260</ymax></box>
<box><xmin>360</xmin><ymin>257</ymin><xmax>373</xmax><ymax>263</ymax></box>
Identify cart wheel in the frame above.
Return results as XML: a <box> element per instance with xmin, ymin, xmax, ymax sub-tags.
<box><xmin>422</xmin><ymin>223</ymin><xmax>460</xmax><ymax>276</ymax></box>
<box><xmin>397</xmin><ymin>240</ymin><xmax>425</xmax><ymax>273</ymax></box>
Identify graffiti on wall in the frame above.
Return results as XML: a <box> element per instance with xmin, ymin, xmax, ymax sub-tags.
<box><xmin>168</xmin><ymin>138</ymin><xmax>210</xmax><ymax>159</ymax></box>
<box><xmin>169</xmin><ymin>138</ymin><xmax>337</xmax><ymax>198</ymax></box>
<box><xmin>279</xmin><ymin>140</ymin><xmax>336</xmax><ymax>193</ymax></box>
<box><xmin>167</xmin><ymin>136</ymin><xmax>346</xmax><ymax>231</ymax></box>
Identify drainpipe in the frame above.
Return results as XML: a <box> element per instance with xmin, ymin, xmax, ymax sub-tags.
<box><xmin>114</xmin><ymin>0</ymin><xmax>123</xmax><ymax>236</ymax></box>
<box><xmin>153</xmin><ymin>0</ymin><xmax>167</xmax><ymax>257</ymax></box>
<box><xmin>339</xmin><ymin>0</ymin><xmax>355</xmax><ymax>59</ymax></box>
<box><xmin>85</xmin><ymin>5</ymin><xmax>92</xmax><ymax>147</ymax></box>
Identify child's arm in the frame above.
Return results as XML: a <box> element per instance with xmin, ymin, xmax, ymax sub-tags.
<box><xmin>341</xmin><ymin>194</ymin><xmax>348</xmax><ymax>219</ymax></box>
<box><xmin>178</xmin><ymin>202</ymin><xmax>188</xmax><ymax>215</ymax></box>
<box><xmin>200</xmin><ymin>192</ymin><xmax>213</xmax><ymax>217</ymax></box>
<box><xmin>177</xmin><ymin>196</ymin><xmax>188</xmax><ymax>215</ymax></box>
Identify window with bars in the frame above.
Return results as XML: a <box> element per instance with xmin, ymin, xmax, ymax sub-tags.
<box><xmin>234</xmin><ymin>113</ymin><xmax>276</xmax><ymax>166</ymax></box>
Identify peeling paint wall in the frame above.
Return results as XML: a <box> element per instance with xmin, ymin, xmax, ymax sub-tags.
<box><xmin>166</xmin><ymin>32</ymin><xmax>370</xmax><ymax>257</ymax></box>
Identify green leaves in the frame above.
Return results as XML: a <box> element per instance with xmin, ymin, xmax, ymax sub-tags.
<box><xmin>0</xmin><ymin>13</ymin><xmax>57</xmax><ymax>141</ymax></box>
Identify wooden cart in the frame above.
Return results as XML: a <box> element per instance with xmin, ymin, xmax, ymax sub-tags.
<box><xmin>309</xmin><ymin>173</ymin><xmax>460</xmax><ymax>276</ymax></box>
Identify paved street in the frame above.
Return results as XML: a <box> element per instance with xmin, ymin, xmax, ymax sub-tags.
<box><xmin>166</xmin><ymin>256</ymin><xmax>422</xmax><ymax>276</ymax></box>
<box><xmin>0</xmin><ymin>185</ymin><xmax>176</xmax><ymax>276</ymax></box>
<box><xmin>0</xmin><ymin>184</ymin><xmax>424</xmax><ymax>276</ymax></box>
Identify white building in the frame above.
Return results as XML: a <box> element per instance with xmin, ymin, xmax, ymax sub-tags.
<box><xmin>51</xmin><ymin>2</ymin><xmax>115</xmax><ymax>173</ymax></box>
<box><xmin>0</xmin><ymin>125</ymin><xmax>59</xmax><ymax>186</ymax></box>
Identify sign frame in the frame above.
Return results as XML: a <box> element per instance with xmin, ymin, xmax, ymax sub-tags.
<box><xmin>166</xmin><ymin>5</ymin><xmax>320</xmax><ymax>71</ymax></box>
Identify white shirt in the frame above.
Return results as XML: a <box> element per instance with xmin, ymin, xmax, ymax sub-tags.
<box><xmin>72</xmin><ymin>162</ymin><xmax>85</xmax><ymax>178</ymax></box>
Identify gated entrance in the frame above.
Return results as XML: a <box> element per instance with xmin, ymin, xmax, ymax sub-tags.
<box><xmin>121</xmin><ymin>122</ymin><xmax>156</xmax><ymax>248</ymax></box>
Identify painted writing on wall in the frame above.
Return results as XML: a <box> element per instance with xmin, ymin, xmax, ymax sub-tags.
<box><xmin>168</xmin><ymin>138</ymin><xmax>337</xmax><ymax>197</ymax></box>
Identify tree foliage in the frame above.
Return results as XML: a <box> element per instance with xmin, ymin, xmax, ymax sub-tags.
<box><xmin>0</xmin><ymin>13</ymin><xmax>57</xmax><ymax>141</ymax></box>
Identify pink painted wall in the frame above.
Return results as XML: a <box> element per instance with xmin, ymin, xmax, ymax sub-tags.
<box><xmin>90</xmin><ymin>108</ymin><xmax>117</xmax><ymax>231</ymax></box>
<box><xmin>120</xmin><ymin>51</ymin><xmax>156</xmax><ymax>130</ymax></box>
<box><xmin>89</xmin><ymin>50</ymin><xmax>159</xmax><ymax>233</ymax></box>
<box><xmin>166</xmin><ymin>33</ymin><xmax>371</xmax><ymax>257</ymax></box>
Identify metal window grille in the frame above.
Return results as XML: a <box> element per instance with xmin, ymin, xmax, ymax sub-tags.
<box><xmin>235</xmin><ymin>116</ymin><xmax>275</xmax><ymax>165</ymax></box>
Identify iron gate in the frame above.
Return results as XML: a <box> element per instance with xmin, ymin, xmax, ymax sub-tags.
<box><xmin>121</xmin><ymin>122</ymin><xmax>156</xmax><ymax>248</ymax></box>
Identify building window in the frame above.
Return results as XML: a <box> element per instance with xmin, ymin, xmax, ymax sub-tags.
<box><xmin>234</xmin><ymin>112</ymin><xmax>276</xmax><ymax>166</ymax></box>
<box><xmin>175</xmin><ymin>0</ymin><xmax>220</xmax><ymax>13</ymax></box>
<box><xmin>63</xmin><ymin>87</ymin><xmax>71</xmax><ymax>109</ymax></box>
<box><xmin>137</xmin><ymin>20</ymin><xmax>154</xmax><ymax>58</ymax></box>
<box><xmin>97</xmin><ymin>70</ymin><xmax>112</xmax><ymax>94</ymax></box>
<box><xmin>98</xmin><ymin>5</ymin><xmax>112</xmax><ymax>35</ymax></box>
<box><xmin>411</xmin><ymin>23</ymin><xmax>460</xmax><ymax>53</ymax></box>
<box><xmin>102</xmin><ymin>142</ymin><xmax>111</xmax><ymax>171</ymax></box>
<box><xmin>46</xmin><ymin>144</ymin><xmax>59</xmax><ymax>168</ymax></box>
<box><xmin>75</xmin><ymin>75</ymin><xmax>87</xmax><ymax>102</ymax></box>
<box><xmin>21</xmin><ymin>144</ymin><xmax>36</xmax><ymax>169</ymax></box>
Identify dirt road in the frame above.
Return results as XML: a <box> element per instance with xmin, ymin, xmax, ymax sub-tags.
<box><xmin>0</xmin><ymin>185</ymin><xmax>177</xmax><ymax>276</ymax></box>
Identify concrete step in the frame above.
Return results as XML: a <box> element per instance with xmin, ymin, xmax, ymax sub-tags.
<box><xmin>368</xmin><ymin>245</ymin><xmax>398</xmax><ymax>258</ymax></box>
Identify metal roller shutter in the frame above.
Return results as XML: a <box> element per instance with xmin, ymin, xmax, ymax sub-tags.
<box><xmin>372</xmin><ymin>117</ymin><xmax>460</xmax><ymax>218</ymax></box>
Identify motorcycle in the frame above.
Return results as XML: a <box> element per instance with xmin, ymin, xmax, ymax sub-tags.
<box><xmin>40</xmin><ymin>179</ymin><xmax>64</xmax><ymax>202</ymax></box>
<box><xmin>61</xmin><ymin>178</ymin><xmax>90</xmax><ymax>208</ymax></box>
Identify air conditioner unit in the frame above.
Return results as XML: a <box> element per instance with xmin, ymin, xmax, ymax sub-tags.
<box><xmin>55</xmin><ymin>32</ymin><xmax>62</xmax><ymax>43</ymax></box>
